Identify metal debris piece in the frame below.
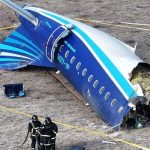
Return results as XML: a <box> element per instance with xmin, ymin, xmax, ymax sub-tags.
<box><xmin>102</xmin><ymin>140</ymin><xmax>116</xmax><ymax>145</ymax></box>
<box><xmin>122</xmin><ymin>100</ymin><xmax>150</xmax><ymax>129</ymax></box>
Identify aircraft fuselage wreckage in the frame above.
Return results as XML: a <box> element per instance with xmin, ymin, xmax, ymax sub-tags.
<box><xmin>0</xmin><ymin>0</ymin><xmax>150</xmax><ymax>129</ymax></box>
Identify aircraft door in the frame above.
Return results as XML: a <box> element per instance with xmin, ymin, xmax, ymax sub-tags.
<box><xmin>46</xmin><ymin>24</ymin><xmax>73</xmax><ymax>62</ymax></box>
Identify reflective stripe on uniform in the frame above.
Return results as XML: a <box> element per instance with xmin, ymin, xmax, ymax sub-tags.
<box><xmin>31</xmin><ymin>135</ymin><xmax>36</xmax><ymax>137</ymax></box>
<box><xmin>41</xmin><ymin>135</ymin><xmax>51</xmax><ymax>137</ymax></box>
<box><xmin>40</xmin><ymin>143</ymin><xmax>52</xmax><ymax>146</ymax></box>
<box><xmin>53</xmin><ymin>130</ymin><xmax>57</xmax><ymax>134</ymax></box>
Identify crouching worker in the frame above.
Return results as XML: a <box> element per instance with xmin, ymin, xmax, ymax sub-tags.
<box><xmin>28</xmin><ymin>115</ymin><xmax>42</xmax><ymax>150</ymax></box>
<box><xmin>40</xmin><ymin>117</ymin><xmax>58</xmax><ymax>150</ymax></box>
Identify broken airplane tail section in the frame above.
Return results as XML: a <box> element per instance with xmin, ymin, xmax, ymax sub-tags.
<box><xmin>0</xmin><ymin>0</ymin><xmax>55</xmax><ymax>70</ymax></box>
<box><xmin>0</xmin><ymin>25</ymin><xmax>55</xmax><ymax>70</ymax></box>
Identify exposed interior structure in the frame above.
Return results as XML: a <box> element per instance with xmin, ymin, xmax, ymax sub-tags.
<box><xmin>122</xmin><ymin>63</ymin><xmax>150</xmax><ymax>129</ymax></box>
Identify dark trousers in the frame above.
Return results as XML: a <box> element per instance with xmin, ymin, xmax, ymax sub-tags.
<box><xmin>45</xmin><ymin>146</ymin><xmax>51</xmax><ymax>150</ymax></box>
<box><xmin>51</xmin><ymin>139</ymin><xmax>56</xmax><ymax>150</ymax></box>
<box><xmin>40</xmin><ymin>139</ymin><xmax>56</xmax><ymax>150</ymax></box>
<box><xmin>40</xmin><ymin>145</ymin><xmax>51</xmax><ymax>150</ymax></box>
<box><xmin>31</xmin><ymin>136</ymin><xmax>40</xmax><ymax>149</ymax></box>
<box><xmin>31</xmin><ymin>136</ymin><xmax>36</xmax><ymax>148</ymax></box>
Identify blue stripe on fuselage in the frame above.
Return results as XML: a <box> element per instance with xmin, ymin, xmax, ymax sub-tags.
<box><xmin>0</xmin><ymin>58</ymin><xmax>25</xmax><ymax>62</ymax></box>
<box><xmin>41</xmin><ymin>11</ymin><xmax>137</xmax><ymax>98</ymax></box>
<box><xmin>0</xmin><ymin>44</ymin><xmax>38</xmax><ymax>59</ymax></box>
<box><xmin>4</xmin><ymin>37</ymin><xmax>41</xmax><ymax>57</ymax></box>
<box><xmin>46</xmin><ymin>21</ymin><xmax>52</xmax><ymax>28</ymax></box>
<box><xmin>12</xmin><ymin>31</ymin><xmax>44</xmax><ymax>55</ymax></box>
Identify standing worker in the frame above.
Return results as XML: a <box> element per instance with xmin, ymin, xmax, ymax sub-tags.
<box><xmin>28</xmin><ymin>115</ymin><xmax>42</xmax><ymax>150</ymax></box>
<box><xmin>39</xmin><ymin>119</ymin><xmax>53</xmax><ymax>150</ymax></box>
<box><xmin>43</xmin><ymin>117</ymin><xmax>58</xmax><ymax>150</ymax></box>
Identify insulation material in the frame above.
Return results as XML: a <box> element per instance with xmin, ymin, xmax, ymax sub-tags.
<box><xmin>131</xmin><ymin>63</ymin><xmax>150</xmax><ymax>104</ymax></box>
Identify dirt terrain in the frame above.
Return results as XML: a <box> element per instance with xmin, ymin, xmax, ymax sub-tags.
<box><xmin>0</xmin><ymin>0</ymin><xmax>150</xmax><ymax>150</ymax></box>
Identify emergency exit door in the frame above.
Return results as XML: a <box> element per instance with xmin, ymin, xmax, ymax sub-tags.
<box><xmin>45</xmin><ymin>24</ymin><xmax>73</xmax><ymax>62</ymax></box>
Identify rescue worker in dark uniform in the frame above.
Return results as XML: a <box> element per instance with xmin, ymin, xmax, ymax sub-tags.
<box><xmin>39</xmin><ymin>119</ymin><xmax>53</xmax><ymax>150</ymax></box>
<box><xmin>28</xmin><ymin>115</ymin><xmax>42</xmax><ymax>150</ymax></box>
<box><xmin>41</xmin><ymin>117</ymin><xmax>58</xmax><ymax>150</ymax></box>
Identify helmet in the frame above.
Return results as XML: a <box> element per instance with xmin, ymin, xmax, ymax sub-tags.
<box><xmin>31</xmin><ymin>115</ymin><xmax>38</xmax><ymax>122</ymax></box>
<box><xmin>44</xmin><ymin>117</ymin><xmax>51</xmax><ymax>125</ymax></box>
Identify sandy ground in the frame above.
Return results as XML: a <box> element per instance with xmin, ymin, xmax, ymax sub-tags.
<box><xmin>0</xmin><ymin>0</ymin><xmax>150</xmax><ymax>150</ymax></box>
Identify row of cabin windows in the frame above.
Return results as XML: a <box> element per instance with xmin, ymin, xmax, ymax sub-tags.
<box><xmin>64</xmin><ymin>50</ymin><xmax>123</xmax><ymax>113</ymax></box>
<box><xmin>65</xmin><ymin>50</ymin><xmax>76</xmax><ymax>64</ymax></box>
<box><xmin>74</xmin><ymin>61</ymin><xmax>112</xmax><ymax>101</ymax></box>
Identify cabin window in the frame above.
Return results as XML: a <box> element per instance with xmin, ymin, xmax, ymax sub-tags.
<box><xmin>118</xmin><ymin>106</ymin><xmax>124</xmax><ymax>113</ymax></box>
<box><xmin>88</xmin><ymin>75</ymin><xmax>93</xmax><ymax>82</ymax></box>
<box><xmin>76</xmin><ymin>62</ymin><xmax>81</xmax><ymax>70</ymax></box>
<box><xmin>70</xmin><ymin>56</ymin><xmax>76</xmax><ymax>64</ymax></box>
<box><xmin>99</xmin><ymin>86</ymin><xmax>105</xmax><ymax>94</ymax></box>
<box><xmin>65</xmin><ymin>50</ymin><xmax>69</xmax><ymax>58</ymax></box>
<box><xmin>93</xmin><ymin>80</ymin><xmax>99</xmax><ymax>88</ymax></box>
<box><xmin>105</xmin><ymin>92</ymin><xmax>110</xmax><ymax>100</ymax></box>
<box><xmin>82</xmin><ymin>68</ymin><xmax>87</xmax><ymax>76</ymax></box>
<box><xmin>111</xmin><ymin>99</ymin><xmax>117</xmax><ymax>107</ymax></box>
